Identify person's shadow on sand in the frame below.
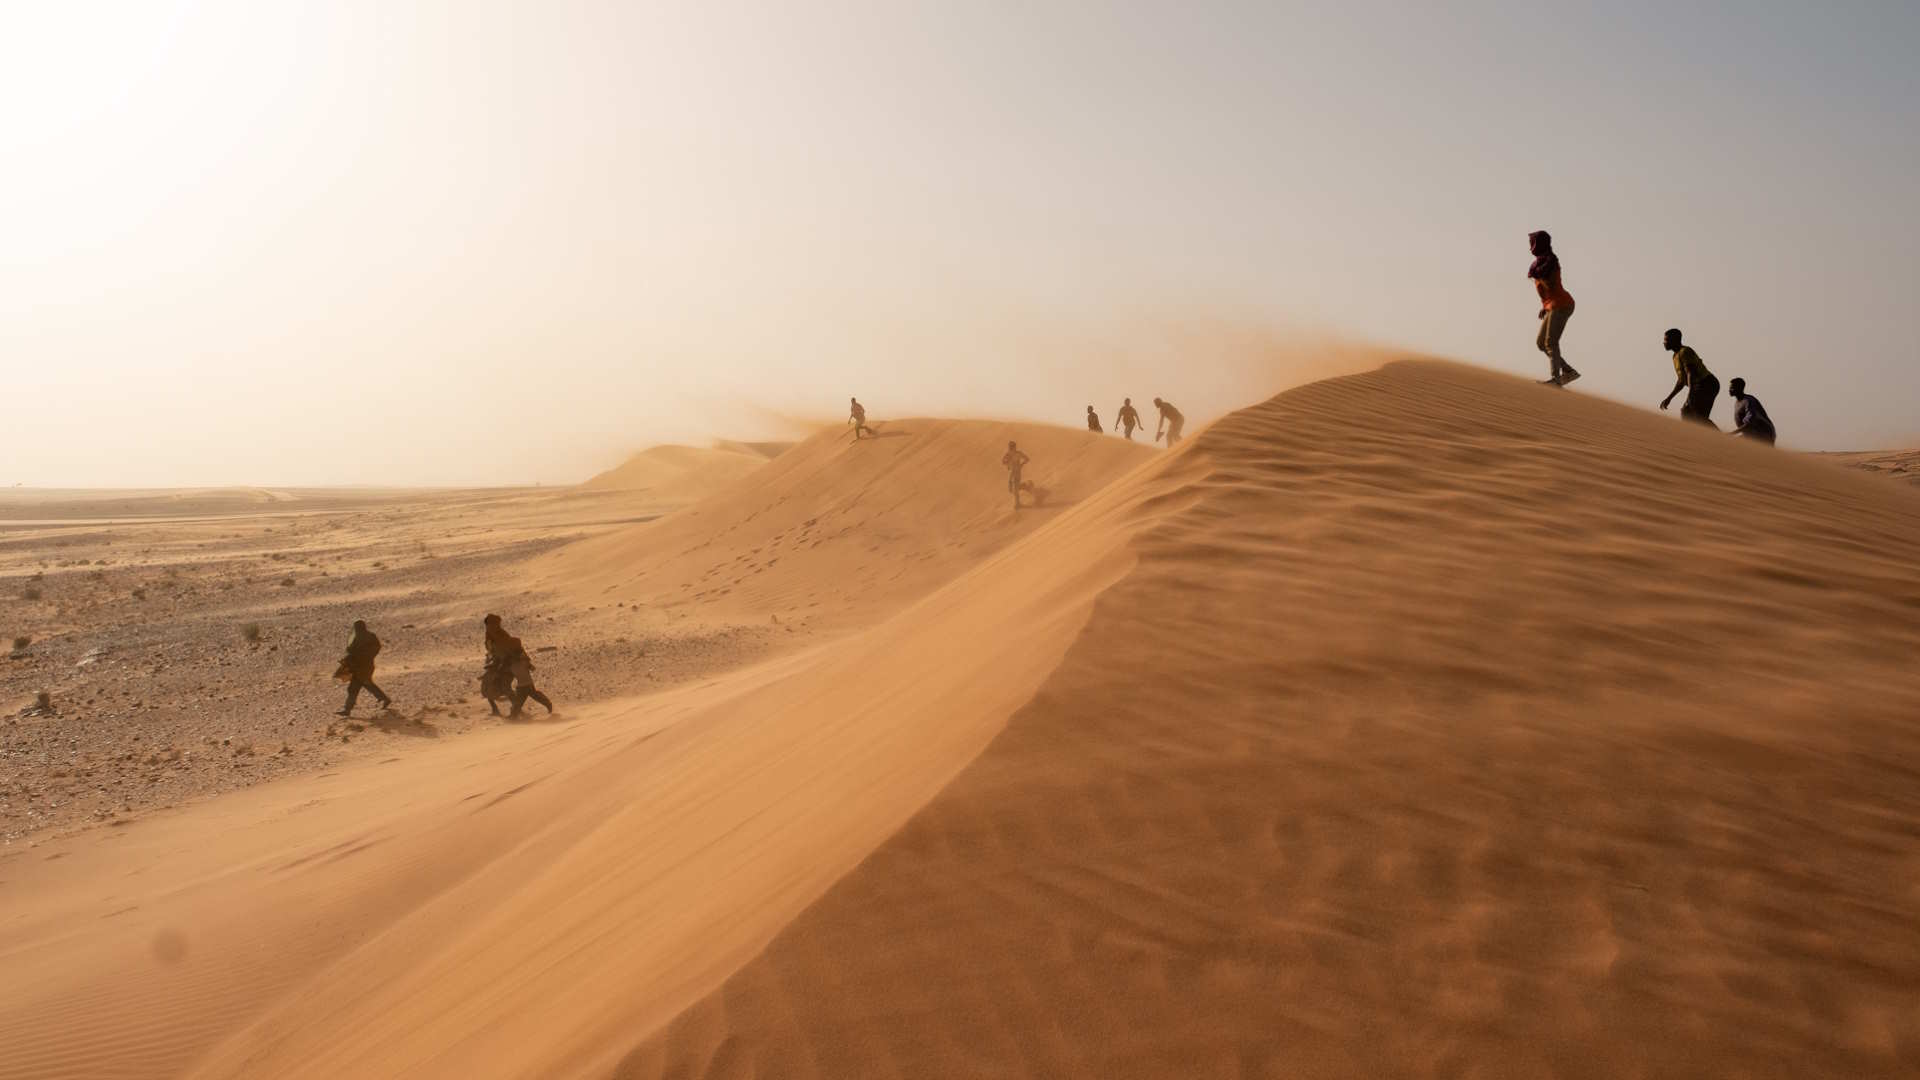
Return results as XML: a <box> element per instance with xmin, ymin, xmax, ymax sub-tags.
<box><xmin>370</xmin><ymin>712</ymin><xmax>439</xmax><ymax>738</ymax></box>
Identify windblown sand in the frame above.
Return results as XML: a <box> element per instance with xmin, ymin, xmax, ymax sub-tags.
<box><xmin>3</xmin><ymin>360</ymin><xmax>1918</xmax><ymax>1079</ymax></box>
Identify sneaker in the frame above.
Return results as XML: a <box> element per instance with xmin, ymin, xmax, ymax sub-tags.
<box><xmin>1558</xmin><ymin>368</ymin><xmax>1582</xmax><ymax>386</ymax></box>
<box><xmin>335</xmin><ymin>708</ymin><xmax>352</xmax><ymax>717</ymax></box>
<box><xmin>378</xmin><ymin>699</ymin><xmax>393</xmax><ymax>711</ymax></box>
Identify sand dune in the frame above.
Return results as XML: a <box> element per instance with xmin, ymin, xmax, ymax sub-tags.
<box><xmin>580</xmin><ymin>442</ymin><xmax>790</xmax><ymax>500</ymax></box>
<box><xmin>1823</xmin><ymin>448</ymin><xmax>1920</xmax><ymax>487</ymax></box>
<box><xmin>4</xmin><ymin>360</ymin><xmax>1919</xmax><ymax>1078</ymax></box>
<box><xmin>542</xmin><ymin>418</ymin><xmax>1155</xmax><ymax>631</ymax></box>
<box><xmin>625</xmin><ymin>360</ymin><xmax>1920</xmax><ymax>1079</ymax></box>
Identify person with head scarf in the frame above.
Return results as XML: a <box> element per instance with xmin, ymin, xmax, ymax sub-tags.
<box><xmin>1529</xmin><ymin>231</ymin><xmax>1581</xmax><ymax>386</ymax></box>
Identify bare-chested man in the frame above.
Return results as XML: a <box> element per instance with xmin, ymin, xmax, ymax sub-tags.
<box><xmin>1153</xmin><ymin>397</ymin><xmax>1185</xmax><ymax>446</ymax></box>
<box><xmin>1002</xmin><ymin>440</ymin><xmax>1031</xmax><ymax>510</ymax></box>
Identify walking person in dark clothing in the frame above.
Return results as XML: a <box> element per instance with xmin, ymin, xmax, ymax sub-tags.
<box><xmin>1660</xmin><ymin>328</ymin><xmax>1720</xmax><ymax>427</ymax></box>
<box><xmin>335</xmin><ymin>620</ymin><xmax>390</xmax><ymax>716</ymax></box>
<box><xmin>1086</xmin><ymin>405</ymin><xmax>1103</xmax><ymax>433</ymax></box>
<box><xmin>483</xmin><ymin>614</ymin><xmax>552</xmax><ymax>718</ymax></box>
<box><xmin>1728</xmin><ymin>378</ymin><xmax>1777</xmax><ymax>445</ymax></box>
<box><xmin>1115</xmin><ymin>398</ymin><xmax>1143</xmax><ymax>441</ymax></box>
<box><xmin>849</xmin><ymin>397</ymin><xmax>872</xmax><ymax>440</ymax></box>
<box><xmin>1529</xmin><ymin>231</ymin><xmax>1580</xmax><ymax>386</ymax></box>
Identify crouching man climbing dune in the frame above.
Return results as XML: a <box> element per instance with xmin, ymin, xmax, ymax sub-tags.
<box><xmin>1153</xmin><ymin>397</ymin><xmax>1185</xmax><ymax>446</ymax></box>
<box><xmin>1660</xmin><ymin>328</ymin><xmax>1720</xmax><ymax>428</ymax></box>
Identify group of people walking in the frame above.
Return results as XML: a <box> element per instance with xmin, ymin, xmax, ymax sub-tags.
<box><xmin>1528</xmin><ymin>230</ymin><xmax>1777</xmax><ymax>443</ymax></box>
<box><xmin>1087</xmin><ymin>397</ymin><xmax>1183</xmax><ymax>445</ymax></box>
<box><xmin>334</xmin><ymin>614</ymin><xmax>555</xmax><ymax>719</ymax></box>
<box><xmin>850</xmin><ymin>395</ymin><xmax>1188</xmax><ymax>513</ymax></box>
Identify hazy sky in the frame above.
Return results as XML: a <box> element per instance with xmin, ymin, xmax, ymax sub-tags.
<box><xmin>4</xmin><ymin>1</ymin><xmax>1916</xmax><ymax>486</ymax></box>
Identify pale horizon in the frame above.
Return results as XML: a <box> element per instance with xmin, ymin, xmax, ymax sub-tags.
<box><xmin>5</xmin><ymin>1</ymin><xmax>1917</xmax><ymax>487</ymax></box>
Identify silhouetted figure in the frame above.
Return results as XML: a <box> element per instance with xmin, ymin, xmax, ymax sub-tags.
<box><xmin>1728</xmin><ymin>378</ymin><xmax>1777</xmax><ymax>445</ymax></box>
<box><xmin>1086</xmin><ymin>405</ymin><xmax>1103</xmax><ymax>433</ymax></box>
<box><xmin>336</xmin><ymin>620</ymin><xmax>390</xmax><ymax>716</ymax></box>
<box><xmin>849</xmin><ymin>397</ymin><xmax>871</xmax><ymax>440</ymax></box>
<box><xmin>1153</xmin><ymin>397</ymin><xmax>1185</xmax><ymax>446</ymax></box>
<box><xmin>1660</xmin><ymin>328</ymin><xmax>1720</xmax><ymax>427</ymax></box>
<box><xmin>1115</xmin><ymin>398</ymin><xmax>1143</xmax><ymax>440</ymax></box>
<box><xmin>483</xmin><ymin>613</ymin><xmax>552</xmax><ymax>718</ymax></box>
<box><xmin>1002</xmin><ymin>440</ymin><xmax>1030</xmax><ymax>510</ymax></box>
<box><xmin>1529</xmin><ymin>230</ymin><xmax>1580</xmax><ymax>386</ymax></box>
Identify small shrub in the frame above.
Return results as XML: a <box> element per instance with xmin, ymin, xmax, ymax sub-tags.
<box><xmin>279</xmin><ymin>575</ymin><xmax>295</xmax><ymax>587</ymax></box>
<box><xmin>11</xmin><ymin>635</ymin><xmax>29</xmax><ymax>650</ymax></box>
<box><xmin>242</xmin><ymin>623</ymin><xmax>262</xmax><ymax>643</ymax></box>
<box><xmin>131</xmin><ymin>587</ymin><xmax>147</xmax><ymax>600</ymax></box>
<box><xmin>21</xmin><ymin>586</ymin><xmax>41</xmax><ymax>601</ymax></box>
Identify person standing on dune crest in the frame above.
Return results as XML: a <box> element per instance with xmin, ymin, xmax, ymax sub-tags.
<box><xmin>334</xmin><ymin>619</ymin><xmax>390</xmax><ymax>716</ymax></box>
<box><xmin>1115</xmin><ymin>398</ymin><xmax>1143</xmax><ymax>440</ymax></box>
<box><xmin>849</xmin><ymin>397</ymin><xmax>871</xmax><ymax>440</ymax></box>
<box><xmin>1153</xmin><ymin>397</ymin><xmax>1185</xmax><ymax>446</ymax></box>
<box><xmin>1086</xmin><ymin>405</ymin><xmax>1103</xmax><ymax>433</ymax></box>
<box><xmin>1728</xmin><ymin>378</ymin><xmax>1777</xmax><ymax>444</ymax></box>
<box><xmin>1003</xmin><ymin>440</ymin><xmax>1031</xmax><ymax>510</ymax></box>
<box><xmin>1529</xmin><ymin>230</ymin><xmax>1580</xmax><ymax>386</ymax></box>
<box><xmin>1660</xmin><ymin>328</ymin><xmax>1720</xmax><ymax>427</ymax></box>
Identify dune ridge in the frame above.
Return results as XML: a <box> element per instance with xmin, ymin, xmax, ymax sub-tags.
<box><xmin>622</xmin><ymin>360</ymin><xmax>1920</xmax><ymax>1078</ymax></box>
<box><xmin>542</xmin><ymin>418</ymin><xmax>1156</xmax><ymax>631</ymax></box>
<box><xmin>580</xmin><ymin>443</ymin><xmax>789</xmax><ymax>499</ymax></box>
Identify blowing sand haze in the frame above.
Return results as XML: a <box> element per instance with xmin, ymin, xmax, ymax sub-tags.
<box><xmin>7</xmin><ymin>4</ymin><xmax>1920</xmax><ymax>1077</ymax></box>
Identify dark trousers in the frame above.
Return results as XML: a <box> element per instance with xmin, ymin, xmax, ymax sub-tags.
<box><xmin>344</xmin><ymin>676</ymin><xmax>388</xmax><ymax>711</ymax></box>
<box><xmin>1682</xmin><ymin>376</ymin><xmax>1720</xmax><ymax>427</ymax></box>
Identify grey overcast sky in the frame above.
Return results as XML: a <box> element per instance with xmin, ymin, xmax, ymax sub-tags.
<box><xmin>3</xmin><ymin>1</ymin><xmax>1916</xmax><ymax>485</ymax></box>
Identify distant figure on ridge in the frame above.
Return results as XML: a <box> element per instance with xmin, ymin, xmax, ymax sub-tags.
<box><xmin>1528</xmin><ymin>230</ymin><xmax>1580</xmax><ymax>386</ymax></box>
<box><xmin>1728</xmin><ymin>378</ymin><xmax>1777</xmax><ymax>444</ymax></box>
<box><xmin>1660</xmin><ymin>328</ymin><xmax>1720</xmax><ymax>428</ymax></box>
<box><xmin>483</xmin><ymin>613</ymin><xmax>553</xmax><ymax>718</ymax></box>
<box><xmin>1002</xmin><ymin>440</ymin><xmax>1031</xmax><ymax>510</ymax></box>
<box><xmin>1115</xmin><ymin>398</ymin><xmax>1144</xmax><ymax>440</ymax></box>
<box><xmin>1153</xmin><ymin>397</ymin><xmax>1185</xmax><ymax>447</ymax></box>
<box><xmin>1086</xmin><ymin>405</ymin><xmax>1103</xmax><ymax>433</ymax></box>
<box><xmin>334</xmin><ymin>619</ymin><xmax>390</xmax><ymax>716</ymax></box>
<box><xmin>849</xmin><ymin>397</ymin><xmax>871</xmax><ymax>440</ymax></box>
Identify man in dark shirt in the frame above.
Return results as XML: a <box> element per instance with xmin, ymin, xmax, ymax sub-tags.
<box><xmin>1728</xmin><ymin>378</ymin><xmax>1777</xmax><ymax>445</ymax></box>
<box><xmin>336</xmin><ymin>620</ymin><xmax>390</xmax><ymax>716</ymax></box>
